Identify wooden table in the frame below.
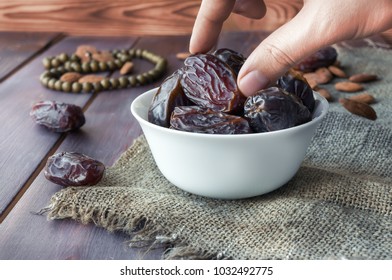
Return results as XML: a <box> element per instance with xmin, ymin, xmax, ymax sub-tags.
<box><xmin>0</xmin><ymin>31</ymin><xmax>389</xmax><ymax>260</ymax></box>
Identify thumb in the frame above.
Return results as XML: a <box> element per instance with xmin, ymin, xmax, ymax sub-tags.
<box><xmin>238</xmin><ymin>7</ymin><xmax>331</xmax><ymax>96</ymax></box>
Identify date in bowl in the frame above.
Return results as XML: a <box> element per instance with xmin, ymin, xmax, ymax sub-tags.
<box><xmin>131</xmin><ymin>88</ymin><xmax>328</xmax><ymax>199</ymax></box>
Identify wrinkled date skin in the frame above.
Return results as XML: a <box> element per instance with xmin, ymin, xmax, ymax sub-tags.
<box><xmin>181</xmin><ymin>54</ymin><xmax>245</xmax><ymax>114</ymax></box>
<box><xmin>213</xmin><ymin>48</ymin><xmax>246</xmax><ymax>76</ymax></box>
<box><xmin>170</xmin><ymin>106</ymin><xmax>252</xmax><ymax>134</ymax></box>
<box><xmin>148</xmin><ymin>49</ymin><xmax>317</xmax><ymax>134</ymax></box>
<box><xmin>44</xmin><ymin>152</ymin><xmax>105</xmax><ymax>187</ymax></box>
<box><xmin>244</xmin><ymin>87</ymin><xmax>311</xmax><ymax>133</ymax></box>
<box><xmin>148</xmin><ymin>70</ymin><xmax>193</xmax><ymax>127</ymax></box>
<box><xmin>294</xmin><ymin>46</ymin><xmax>337</xmax><ymax>72</ymax></box>
<box><xmin>277</xmin><ymin>69</ymin><xmax>315</xmax><ymax>112</ymax></box>
<box><xmin>30</xmin><ymin>100</ymin><xmax>85</xmax><ymax>132</ymax></box>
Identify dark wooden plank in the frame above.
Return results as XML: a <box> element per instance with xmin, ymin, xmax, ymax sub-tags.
<box><xmin>0</xmin><ymin>35</ymin><xmax>191</xmax><ymax>259</ymax></box>
<box><xmin>3</xmin><ymin>31</ymin><xmax>387</xmax><ymax>260</ymax></box>
<box><xmin>51</xmin><ymin>35</ymin><xmax>191</xmax><ymax>166</ymax></box>
<box><xmin>0</xmin><ymin>32</ymin><xmax>277</xmax><ymax>260</ymax></box>
<box><xmin>0</xmin><ymin>36</ymin><xmax>137</xmax><ymax>217</ymax></box>
<box><xmin>0</xmin><ymin>32</ymin><xmax>61</xmax><ymax>82</ymax></box>
<box><xmin>0</xmin><ymin>176</ymin><xmax>162</xmax><ymax>260</ymax></box>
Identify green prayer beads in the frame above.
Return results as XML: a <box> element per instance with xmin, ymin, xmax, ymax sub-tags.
<box><xmin>40</xmin><ymin>48</ymin><xmax>167</xmax><ymax>93</ymax></box>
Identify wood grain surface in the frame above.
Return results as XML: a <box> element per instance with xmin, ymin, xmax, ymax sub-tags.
<box><xmin>0</xmin><ymin>36</ymin><xmax>137</xmax><ymax>218</ymax></box>
<box><xmin>0</xmin><ymin>35</ymin><xmax>148</xmax><ymax>259</ymax></box>
<box><xmin>0</xmin><ymin>30</ymin><xmax>390</xmax><ymax>259</ymax></box>
<box><xmin>0</xmin><ymin>34</ymin><xmax>190</xmax><ymax>260</ymax></box>
<box><xmin>0</xmin><ymin>0</ymin><xmax>200</xmax><ymax>35</ymax></box>
<box><xmin>0</xmin><ymin>32</ymin><xmax>60</xmax><ymax>82</ymax></box>
<box><xmin>0</xmin><ymin>0</ymin><xmax>299</xmax><ymax>36</ymax></box>
<box><xmin>0</xmin><ymin>31</ymin><xmax>273</xmax><ymax>259</ymax></box>
<box><xmin>1</xmin><ymin>0</ymin><xmax>391</xmax><ymax>44</ymax></box>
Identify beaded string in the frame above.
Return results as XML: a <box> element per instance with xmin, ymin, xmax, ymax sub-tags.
<box><xmin>40</xmin><ymin>48</ymin><xmax>167</xmax><ymax>93</ymax></box>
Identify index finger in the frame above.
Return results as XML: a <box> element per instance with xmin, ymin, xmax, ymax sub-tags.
<box><xmin>189</xmin><ymin>0</ymin><xmax>236</xmax><ymax>54</ymax></box>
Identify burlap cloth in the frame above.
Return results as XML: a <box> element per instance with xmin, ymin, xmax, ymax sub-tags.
<box><xmin>43</xmin><ymin>46</ymin><xmax>392</xmax><ymax>260</ymax></box>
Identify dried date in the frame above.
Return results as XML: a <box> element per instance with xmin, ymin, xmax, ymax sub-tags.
<box><xmin>294</xmin><ymin>46</ymin><xmax>337</xmax><ymax>72</ymax></box>
<box><xmin>213</xmin><ymin>48</ymin><xmax>246</xmax><ymax>76</ymax></box>
<box><xmin>170</xmin><ymin>106</ymin><xmax>252</xmax><ymax>134</ymax></box>
<box><xmin>44</xmin><ymin>152</ymin><xmax>105</xmax><ymax>186</ymax></box>
<box><xmin>148</xmin><ymin>70</ymin><xmax>193</xmax><ymax>127</ymax></box>
<box><xmin>244</xmin><ymin>87</ymin><xmax>311</xmax><ymax>133</ymax></box>
<box><xmin>30</xmin><ymin>100</ymin><xmax>85</xmax><ymax>132</ymax></box>
<box><xmin>277</xmin><ymin>69</ymin><xmax>315</xmax><ymax>112</ymax></box>
<box><xmin>181</xmin><ymin>54</ymin><xmax>245</xmax><ymax>114</ymax></box>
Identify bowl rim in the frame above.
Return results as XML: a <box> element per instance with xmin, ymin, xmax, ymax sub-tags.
<box><xmin>131</xmin><ymin>87</ymin><xmax>329</xmax><ymax>139</ymax></box>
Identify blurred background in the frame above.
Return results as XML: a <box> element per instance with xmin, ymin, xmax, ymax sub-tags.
<box><xmin>0</xmin><ymin>0</ymin><xmax>391</xmax><ymax>44</ymax></box>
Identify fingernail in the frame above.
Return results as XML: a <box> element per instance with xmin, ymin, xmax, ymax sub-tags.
<box><xmin>239</xmin><ymin>71</ymin><xmax>270</xmax><ymax>96</ymax></box>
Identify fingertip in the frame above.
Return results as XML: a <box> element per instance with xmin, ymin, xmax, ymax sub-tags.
<box><xmin>189</xmin><ymin>0</ymin><xmax>236</xmax><ymax>54</ymax></box>
<box><xmin>238</xmin><ymin>70</ymin><xmax>270</xmax><ymax>96</ymax></box>
<box><xmin>189</xmin><ymin>36</ymin><xmax>209</xmax><ymax>54</ymax></box>
<box><xmin>189</xmin><ymin>20</ymin><xmax>222</xmax><ymax>54</ymax></box>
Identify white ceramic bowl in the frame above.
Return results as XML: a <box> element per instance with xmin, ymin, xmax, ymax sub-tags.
<box><xmin>131</xmin><ymin>88</ymin><xmax>329</xmax><ymax>199</ymax></box>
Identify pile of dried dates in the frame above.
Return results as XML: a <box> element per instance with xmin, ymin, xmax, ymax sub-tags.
<box><xmin>30</xmin><ymin>101</ymin><xmax>106</xmax><ymax>187</ymax></box>
<box><xmin>148</xmin><ymin>48</ymin><xmax>324</xmax><ymax>134</ymax></box>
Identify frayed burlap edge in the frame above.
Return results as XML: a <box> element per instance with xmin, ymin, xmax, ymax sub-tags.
<box><xmin>40</xmin><ymin>136</ymin><xmax>222</xmax><ymax>260</ymax></box>
<box><xmin>39</xmin><ymin>133</ymin><xmax>392</xmax><ymax>260</ymax></box>
<box><xmin>39</xmin><ymin>45</ymin><xmax>392</xmax><ymax>260</ymax></box>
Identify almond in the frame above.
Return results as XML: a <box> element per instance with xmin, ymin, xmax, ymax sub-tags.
<box><xmin>303</xmin><ymin>73</ymin><xmax>319</xmax><ymax>89</ymax></box>
<box><xmin>349</xmin><ymin>73</ymin><xmax>378</xmax><ymax>83</ymax></box>
<box><xmin>176</xmin><ymin>52</ymin><xmax>191</xmax><ymax>60</ymax></box>
<box><xmin>334</xmin><ymin>81</ymin><xmax>364</xmax><ymax>92</ymax></box>
<box><xmin>75</xmin><ymin>45</ymin><xmax>99</xmax><ymax>62</ymax></box>
<box><xmin>314</xmin><ymin>67</ymin><xmax>333</xmax><ymax>84</ymax></box>
<box><xmin>78</xmin><ymin>75</ymin><xmax>104</xmax><ymax>83</ymax></box>
<box><xmin>348</xmin><ymin>93</ymin><xmax>375</xmax><ymax>104</ymax></box>
<box><xmin>119</xmin><ymin>61</ymin><xmax>134</xmax><ymax>75</ymax></box>
<box><xmin>328</xmin><ymin>65</ymin><xmax>347</xmax><ymax>78</ymax></box>
<box><xmin>303</xmin><ymin>68</ymin><xmax>333</xmax><ymax>88</ymax></box>
<box><xmin>316</xmin><ymin>87</ymin><xmax>333</xmax><ymax>102</ymax></box>
<box><xmin>60</xmin><ymin>72</ymin><xmax>82</xmax><ymax>83</ymax></box>
<box><xmin>339</xmin><ymin>98</ymin><xmax>377</xmax><ymax>120</ymax></box>
<box><xmin>92</xmin><ymin>51</ymin><xmax>114</xmax><ymax>62</ymax></box>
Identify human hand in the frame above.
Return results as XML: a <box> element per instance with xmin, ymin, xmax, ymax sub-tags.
<box><xmin>190</xmin><ymin>0</ymin><xmax>392</xmax><ymax>96</ymax></box>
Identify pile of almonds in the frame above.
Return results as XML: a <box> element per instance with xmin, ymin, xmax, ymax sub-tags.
<box><xmin>59</xmin><ymin>45</ymin><xmax>134</xmax><ymax>84</ymax></box>
<box><xmin>298</xmin><ymin>61</ymin><xmax>379</xmax><ymax>121</ymax></box>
